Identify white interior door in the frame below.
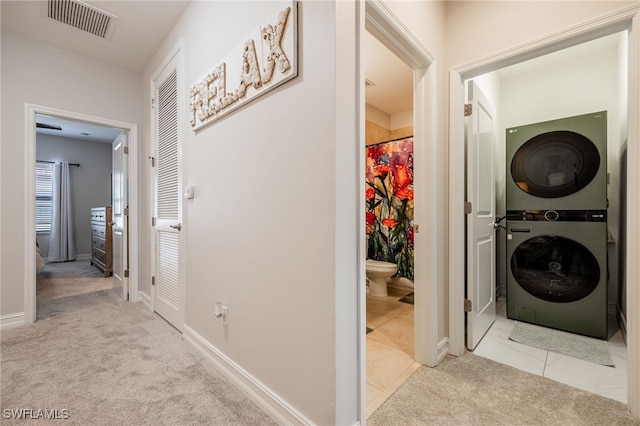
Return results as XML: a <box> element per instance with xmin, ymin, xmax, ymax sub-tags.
<box><xmin>152</xmin><ymin>58</ymin><xmax>183</xmax><ymax>331</ymax></box>
<box><xmin>466</xmin><ymin>80</ymin><xmax>496</xmax><ymax>350</ymax></box>
<box><xmin>112</xmin><ymin>133</ymin><xmax>128</xmax><ymax>300</ymax></box>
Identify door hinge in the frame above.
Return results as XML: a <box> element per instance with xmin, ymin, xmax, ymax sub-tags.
<box><xmin>152</xmin><ymin>217</ymin><xmax>156</xmax><ymax>226</ymax></box>
<box><xmin>123</xmin><ymin>146</ymin><xmax>129</xmax><ymax>154</ymax></box>
<box><xmin>464</xmin><ymin>201</ymin><xmax>472</xmax><ymax>214</ymax></box>
<box><xmin>464</xmin><ymin>299</ymin><xmax>472</xmax><ymax>312</ymax></box>
<box><xmin>413</xmin><ymin>224</ymin><xmax>419</xmax><ymax>234</ymax></box>
<box><xmin>151</xmin><ymin>98</ymin><xmax>156</xmax><ymax>108</ymax></box>
<box><xmin>152</xmin><ymin>276</ymin><xmax>156</xmax><ymax>286</ymax></box>
<box><xmin>464</xmin><ymin>104</ymin><xmax>472</xmax><ymax>116</ymax></box>
<box><xmin>124</xmin><ymin>269</ymin><xmax>129</xmax><ymax>278</ymax></box>
<box><xmin>124</xmin><ymin>207</ymin><xmax>129</xmax><ymax>216</ymax></box>
<box><xmin>148</xmin><ymin>156</ymin><xmax>155</xmax><ymax>167</ymax></box>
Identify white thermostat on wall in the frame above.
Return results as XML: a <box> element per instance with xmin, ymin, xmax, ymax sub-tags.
<box><xmin>183</xmin><ymin>186</ymin><xmax>194</xmax><ymax>199</ymax></box>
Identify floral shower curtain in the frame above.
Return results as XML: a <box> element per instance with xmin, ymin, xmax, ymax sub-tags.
<box><xmin>47</xmin><ymin>161</ymin><xmax>76</xmax><ymax>262</ymax></box>
<box><xmin>366</xmin><ymin>137</ymin><xmax>414</xmax><ymax>280</ymax></box>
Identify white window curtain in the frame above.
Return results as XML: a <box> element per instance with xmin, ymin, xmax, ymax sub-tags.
<box><xmin>47</xmin><ymin>161</ymin><xmax>76</xmax><ymax>262</ymax></box>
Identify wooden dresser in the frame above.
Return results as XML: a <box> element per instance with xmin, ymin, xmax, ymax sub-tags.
<box><xmin>90</xmin><ymin>206</ymin><xmax>113</xmax><ymax>277</ymax></box>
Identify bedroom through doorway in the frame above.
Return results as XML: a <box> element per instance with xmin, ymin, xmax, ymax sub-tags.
<box><xmin>34</xmin><ymin>113</ymin><xmax>122</xmax><ymax>320</ymax></box>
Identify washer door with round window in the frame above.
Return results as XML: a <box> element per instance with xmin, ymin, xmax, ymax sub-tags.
<box><xmin>505</xmin><ymin>220</ymin><xmax>608</xmax><ymax>339</ymax></box>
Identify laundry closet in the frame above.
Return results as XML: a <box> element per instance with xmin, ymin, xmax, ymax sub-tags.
<box><xmin>470</xmin><ymin>31</ymin><xmax>629</xmax><ymax>340</ymax></box>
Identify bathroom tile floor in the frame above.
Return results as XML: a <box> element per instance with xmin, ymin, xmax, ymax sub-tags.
<box><xmin>366</xmin><ymin>286</ymin><xmax>418</xmax><ymax>417</ymax></box>
<box><xmin>473</xmin><ymin>298</ymin><xmax>628</xmax><ymax>404</ymax></box>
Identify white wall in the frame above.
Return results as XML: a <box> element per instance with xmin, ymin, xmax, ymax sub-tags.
<box><xmin>445</xmin><ymin>1</ymin><xmax>636</xmax><ymax>69</ymax></box>
<box><xmin>0</xmin><ymin>30</ymin><xmax>141</xmax><ymax>317</ymax></box>
<box><xmin>140</xmin><ymin>1</ymin><xmax>358</xmax><ymax>424</ymax></box>
<box><xmin>390</xmin><ymin>109</ymin><xmax>413</xmax><ymax>131</ymax></box>
<box><xmin>36</xmin><ymin>134</ymin><xmax>113</xmax><ymax>259</ymax></box>
<box><xmin>366</xmin><ymin>103</ymin><xmax>390</xmax><ymax>128</ymax></box>
<box><xmin>365</xmin><ymin>105</ymin><xmax>413</xmax><ymax>133</ymax></box>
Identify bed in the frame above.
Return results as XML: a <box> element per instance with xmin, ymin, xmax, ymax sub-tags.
<box><xmin>36</xmin><ymin>242</ymin><xmax>45</xmax><ymax>274</ymax></box>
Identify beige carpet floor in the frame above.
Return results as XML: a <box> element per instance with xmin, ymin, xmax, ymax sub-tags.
<box><xmin>1</xmin><ymin>289</ymin><xmax>276</xmax><ymax>425</ymax></box>
<box><xmin>368</xmin><ymin>352</ymin><xmax>640</xmax><ymax>426</ymax></box>
<box><xmin>37</xmin><ymin>260</ymin><xmax>113</xmax><ymax>305</ymax></box>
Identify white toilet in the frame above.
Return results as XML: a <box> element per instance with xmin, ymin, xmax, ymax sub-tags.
<box><xmin>366</xmin><ymin>259</ymin><xmax>398</xmax><ymax>297</ymax></box>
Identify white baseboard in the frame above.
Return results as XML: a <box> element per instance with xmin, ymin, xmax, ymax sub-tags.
<box><xmin>137</xmin><ymin>291</ymin><xmax>152</xmax><ymax>311</ymax></box>
<box><xmin>183</xmin><ymin>325</ymin><xmax>312</xmax><ymax>426</ymax></box>
<box><xmin>1</xmin><ymin>312</ymin><xmax>25</xmax><ymax>330</ymax></box>
<box><xmin>437</xmin><ymin>337</ymin><xmax>449</xmax><ymax>364</ymax></box>
<box><xmin>618</xmin><ymin>309</ymin><xmax>627</xmax><ymax>345</ymax></box>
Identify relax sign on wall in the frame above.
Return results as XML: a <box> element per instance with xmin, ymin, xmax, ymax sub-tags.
<box><xmin>189</xmin><ymin>1</ymin><xmax>297</xmax><ymax>132</ymax></box>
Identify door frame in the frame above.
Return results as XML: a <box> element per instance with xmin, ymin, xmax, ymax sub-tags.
<box><xmin>359</xmin><ymin>1</ymin><xmax>440</xmax><ymax>420</ymax></box>
<box><xmin>364</xmin><ymin>0</ymin><xmax>440</xmax><ymax>363</ymax></box>
<box><xmin>24</xmin><ymin>103</ymin><xmax>140</xmax><ymax>323</ymax></box>
<box><xmin>111</xmin><ymin>133</ymin><xmax>129</xmax><ymax>300</ymax></box>
<box><xmin>448</xmin><ymin>4</ymin><xmax>640</xmax><ymax>417</ymax></box>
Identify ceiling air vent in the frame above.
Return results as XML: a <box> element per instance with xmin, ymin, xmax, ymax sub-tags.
<box><xmin>44</xmin><ymin>0</ymin><xmax>118</xmax><ymax>40</ymax></box>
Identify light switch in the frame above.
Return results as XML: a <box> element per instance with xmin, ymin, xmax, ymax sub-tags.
<box><xmin>183</xmin><ymin>186</ymin><xmax>194</xmax><ymax>199</ymax></box>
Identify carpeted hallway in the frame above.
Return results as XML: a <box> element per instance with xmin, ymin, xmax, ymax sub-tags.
<box><xmin>2</xmin><ymin>289</ymin><xmax>276</xmax><ymax>425</ymax></box>
<box><xmin>2</xmin><ymin>261</ymin><xmax>638</xmax><ymax>425</ymax></box>
<box><xmin>2</xmin><ymin>261</ymin><xmax>275</xmax><ymax>425</ymax></box>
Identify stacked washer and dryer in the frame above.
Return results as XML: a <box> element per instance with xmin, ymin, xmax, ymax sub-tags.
<box><xmin>505</xmin><ymin>111</ymin><xmax>608</xmax><ymax>339</ymax></box>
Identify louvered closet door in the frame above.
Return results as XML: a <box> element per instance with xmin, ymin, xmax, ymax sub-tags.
<box><xmin>153</xmin><ymin>57</ymin><xmax>184</xmax><ymax>331</ymax></box>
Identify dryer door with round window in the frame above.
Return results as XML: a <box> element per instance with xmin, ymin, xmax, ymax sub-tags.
<box><xmin>510</xmin><ymin>131</ymin><xmax>600</xmax><ymax>199</ymax></box>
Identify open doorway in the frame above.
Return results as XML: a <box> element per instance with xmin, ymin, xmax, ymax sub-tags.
<box><xmin>35</xmin><ymin>114</ymin><xmax>121</xmax><ymax>319</ymax></box>
<box><xmin>24</xmin><ymin>104</ymin><xmax>140</xmax><ymax>324</ymax></box>
<box><xmin>449</xmin><ymin>7</ymin><xmax>640</xmax><ymax>416</ymax></box>
<box><xmin>467</xmin><ymin>31</ymin><xmax>629</xmax><ymax>403</ymax></box>
<box><xmin>363</xmin><ymin>28</ymin><xmax>419</xmax><ymax>416</ymax></box>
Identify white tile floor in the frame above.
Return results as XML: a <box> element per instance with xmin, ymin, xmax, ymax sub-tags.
<box><xmin>473</xmin><ymin>298</ymin><xmax>628</xmax><ymax>404</ymax></box>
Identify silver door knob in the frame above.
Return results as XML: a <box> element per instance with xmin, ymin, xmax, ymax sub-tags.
<box><xmin>170</xmin><ymin>223</ymin><xmax>182</xmax><ymax>231</ymax></box>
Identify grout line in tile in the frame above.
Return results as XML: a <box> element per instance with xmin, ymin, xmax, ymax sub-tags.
<box><xmin>542</xmin><ymin>350</ymin><xmax>549</xmax><ymax>376</ymax></box>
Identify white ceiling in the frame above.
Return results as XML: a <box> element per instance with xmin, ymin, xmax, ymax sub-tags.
<box><xmin>36</xmin><ymin>114</ymin><xmax>123</xmax><ymax>144</ymax></box>
<box><xmin>1</xmin><ymin>0</ymin><xmax>191</xmax><ymax>73</ymax></box>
